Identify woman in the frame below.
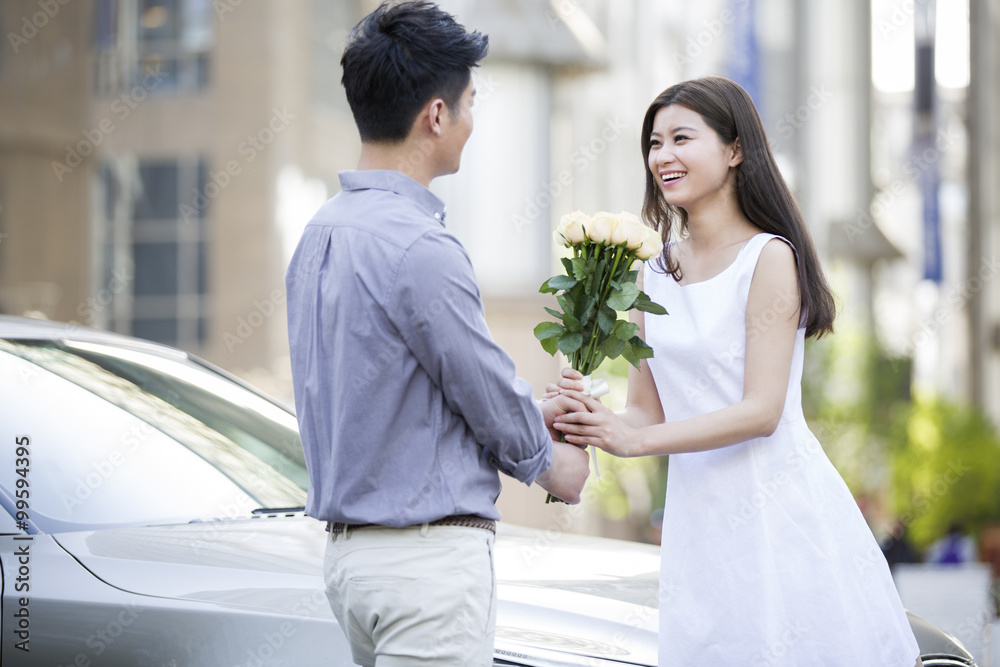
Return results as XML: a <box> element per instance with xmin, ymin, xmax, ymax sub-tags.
<box><xmin>552</xmin><ymin>77</ymin><xmax>921</xmax><ymax>666</ymax></box>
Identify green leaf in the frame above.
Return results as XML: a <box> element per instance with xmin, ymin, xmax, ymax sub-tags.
<box><xmin>597</xmin><ymin>305</ymin><xmax>617</xmax><ymax>334</ymax></box>
<box><xmin>557</xmin><ymin>293</ymin><xmax>575</xmax><ymax>314</ymax></box>
<box><xmin>547</xmin><ymin>274</ymin><xmax>579</xmax><ymax>292</ymax></box>
<box><xmin>540</xmin><ymin>336</ymin><xmax>559</xmax><ymax>355</ymax></box>
<box><xmin>533</xmin><ymin>321</ymin><xmax>564</xmax><ymax>341</ymax></box>
<box><xmin>544</xmin><ymin>307</ymin><xmax>563</xmax><ymax>321</ymax></box>
<box><xmin>534</xmin><ymin>321</ymin><xmax>564</xmax><ymax>357</ymax></box>
<box><xmin>570</xmin><ymin>257</ymin><xmax>590</xmax><ymax>281</ymax></box>
<box><xmin>621</xmin><ymin>342</ymin><xmax>640</xmax><ymax>369</ymax></box>
<box><xmin>633</xmin><ymin>291</ymin><xmax>668</xmax><ymax>315</ymax></box>
<box><xmin>562</xmin><ymin>310</ymin><xmax>582</xmax><ymax>332</ymax></box>
<box><xmin>560</xmin><ymin>257</ymin><xmax>574</xmax><ymax>275</ymax></box>
<box><xmin>629</xmin><ymin>335</ymin><xmax>656</xmax><ymax>359</ymax></box>
<box><xmin>576</xmin><ymin>295</ymin><xmax>597</xmax><ymax>327</ymax></box>
<box><xmin>612</xmin><ymin>320</ymin><xmax>640</xmax><ymax>341</ymax></box>
<box><xmin>558</xmin><ymin>332</ymin><xmax>585</xmax><ymax>355</ymax></box>
<box><xmin>603</xmin><ymin>335</ymin><xmax>626</xmax><ymax>359</ymax></box>
<box><xmin>607</xmin><ymin>281</ymin><xmax>639</xmax><ymax>311</ymax></box>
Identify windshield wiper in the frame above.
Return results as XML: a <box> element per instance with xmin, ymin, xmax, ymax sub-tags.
<box><xmin>251</xmin><ymin>506</ymin><xmax>305</xmax><ymax>515</ymax></box>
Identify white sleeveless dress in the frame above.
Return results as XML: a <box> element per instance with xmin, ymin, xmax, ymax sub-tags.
<box><xmin>642</xmin><ymin>233</ymin><xmax>919</xmax><ymax>666</ymax></box>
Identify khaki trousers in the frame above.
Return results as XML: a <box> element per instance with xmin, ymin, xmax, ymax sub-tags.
<box><xmin>324</xmin><ymin>523</ymin><xmax>496</xmax><ymax>667</ymax></box>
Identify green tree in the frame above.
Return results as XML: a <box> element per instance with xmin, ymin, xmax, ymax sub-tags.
<box><xmin>889</xmin><ymin>396</ymin><xmax>1000</xmax><ymax>551</ymax></box>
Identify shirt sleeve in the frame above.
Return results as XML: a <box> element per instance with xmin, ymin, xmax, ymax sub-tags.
<box><xmin>386</xmin><ymin>229</ymin><xmax>552</xmax><ymax>484</ymax></box>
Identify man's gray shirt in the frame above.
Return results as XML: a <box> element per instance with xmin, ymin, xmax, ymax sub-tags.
<box><xmin>286</xmin><ymin>170</ymin><xmax>552</xmax><ymax>526</ymax></box>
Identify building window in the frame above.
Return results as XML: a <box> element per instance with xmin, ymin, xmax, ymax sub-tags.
<box><xmin>97</xmin><ymin>158</ymin><xmax>209</xmax><ymax>350</ymax></box>
<box><xmin>95</xmin><ymin>0</ymin><xmax>213</xmax><ymax>96</ymax></box>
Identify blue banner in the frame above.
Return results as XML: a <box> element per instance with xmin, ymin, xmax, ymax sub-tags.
<box><xmin>726</xmin><ymin>0</ymin><xmax>761</xmax><ymax>111</ymax></box>
<box><xmin>917</xmin><ymin>133</ymin><xmax>943</xmax><ymax>283</ymax></box>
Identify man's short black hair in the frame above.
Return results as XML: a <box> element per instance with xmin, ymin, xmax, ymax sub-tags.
<box><xmin>340</xmin><ymin>1</ymin><xmax>489</xmax><ymax>143</ymax></box>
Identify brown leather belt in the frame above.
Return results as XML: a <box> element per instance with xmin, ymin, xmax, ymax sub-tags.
<box><xmin>327</xmin><ymin>514</ymin><xmax>496</xmax><ymax>534</ymax></box>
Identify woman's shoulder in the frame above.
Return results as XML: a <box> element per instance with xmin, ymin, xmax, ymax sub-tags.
<box><xmin>758</xmin><ymin>234</ymin><xmax>796</xmax><ymax>261</ymax></box>
<box><xmin>748</xmin><ymin>234</ymin><xmax>797</xmax><ymax>281</ymax></box>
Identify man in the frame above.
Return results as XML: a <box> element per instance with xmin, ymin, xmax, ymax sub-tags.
<box><xmin>284</xmin><ymin>2</ymin><xmax>590</xmax><ymax>665</ymax></box>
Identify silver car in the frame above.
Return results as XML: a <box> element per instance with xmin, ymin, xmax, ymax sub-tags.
<box><xmin>0</xmin><ymin>315</ymin><xmax>976</xmax><ymax>666</ymax></box>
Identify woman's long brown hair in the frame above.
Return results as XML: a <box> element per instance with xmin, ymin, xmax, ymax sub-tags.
<box><xmin>640</xmin><ymin>76</ymin><xmax>836</xmax><ymax>338</ymax></box>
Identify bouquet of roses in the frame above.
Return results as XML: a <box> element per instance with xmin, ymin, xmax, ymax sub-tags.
<box><xmin>535</xmin><ymin>210</ymin><xmax>666</xmax><ymax>373</ymax></box>
<box><xmin>535</xmin><ymin>210</ymin><xmax>667</xmax><ymax>502</ymax></box>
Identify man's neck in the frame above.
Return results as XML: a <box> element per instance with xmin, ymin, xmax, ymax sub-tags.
<box><xmin>357</xmin><ymin>139</ymin><xmax>437</xmax><ymax>188</ymax></box>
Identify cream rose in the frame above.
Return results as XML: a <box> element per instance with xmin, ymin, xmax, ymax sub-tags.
<box><xmin>635</xmin><ymin>225</ymin><xmax>664</xmax><ymax>260</ymax></box>
<box><xmin>614</xmin><ymin>211</ymin><xmax>646</xmax><ymax>248</ymax></box>
<box><xmin>587</xmin><ymin>211</ymin><xmax>619</xmax><ymax>245</ymax></box>
<box><xmin>554</xmin><ymin>211</ymin><xmax>589</xmax><ymax>246</ymax></box>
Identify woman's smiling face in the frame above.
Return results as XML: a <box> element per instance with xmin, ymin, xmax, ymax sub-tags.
<box><xmin>647</xmin><ymin>104</ymin><xmax>741</xmax><ymax>212</ymax></box>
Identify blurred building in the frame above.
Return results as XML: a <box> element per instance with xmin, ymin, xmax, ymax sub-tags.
<box><xmin>970</xmin><ymin>0</ymin><xmax>1000</xmax><ymax>424</ymax></box>
<box><xmin>1</xmin><ymin>0</ymin><xmax>996</xmax><ymax>532</ymax></box>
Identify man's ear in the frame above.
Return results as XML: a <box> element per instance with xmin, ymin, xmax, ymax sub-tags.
<box><xmin>426</xmin><ymin>98</ymin><xmax>447</xmax><ymax>137</ymax></box>
<box><xmin>729</xmin><ymin>138</ymin><xmax>744</xmax><ymax>167</ymax></box>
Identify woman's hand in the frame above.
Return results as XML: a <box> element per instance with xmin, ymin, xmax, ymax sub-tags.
<box><xmin>543</xmin><ymin>367</ymin><xmax>587</xmax><ymax>399</ymax></box>
<box><xmin>552</xmin><ymin>390</ymin><xmax>642</xmax><ymax>458</ymax></box>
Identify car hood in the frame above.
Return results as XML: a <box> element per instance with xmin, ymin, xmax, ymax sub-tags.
<box><xmin>54</xmin><ymin>516</ymin><xmax>660</xmax><ymax>666</ymax></box>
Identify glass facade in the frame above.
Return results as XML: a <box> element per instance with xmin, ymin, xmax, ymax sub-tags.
<box><xmin>99</xmin><ymin>158</ymin><xmax>210</xmax><ymax>349</ymax></box>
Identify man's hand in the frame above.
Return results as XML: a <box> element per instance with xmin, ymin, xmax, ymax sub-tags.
<box><xmin>535</xmin><ymin>440</ymin><xmax>590</xmax><ymax>504</ymax></box>
<box><xmin>538</xmin><ymin>392</ymin><xmax>587</xmax><ymax>441</ymax></box>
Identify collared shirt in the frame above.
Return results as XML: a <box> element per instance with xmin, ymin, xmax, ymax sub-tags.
<box><xmin>286</xmin><ymin>170</ymin><xmax>552</xmax><ymax>526</ymax></box>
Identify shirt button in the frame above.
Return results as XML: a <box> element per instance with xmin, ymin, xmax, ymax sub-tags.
<box><xmin>434</xmin><ymin>213</ymin><xmax>442</xmax><ymax>220</ymax></box>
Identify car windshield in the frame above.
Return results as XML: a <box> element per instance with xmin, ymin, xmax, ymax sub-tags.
<box><xmin>0</xmin><ymin>337</ymin><xmax>307</xmax><ymax>532</ymax></box>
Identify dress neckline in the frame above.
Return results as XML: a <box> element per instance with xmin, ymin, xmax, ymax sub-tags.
<box><xmin>672</xmin><ymin>233</ymin><xmax>767</xmax><ymax>289</ymax></box>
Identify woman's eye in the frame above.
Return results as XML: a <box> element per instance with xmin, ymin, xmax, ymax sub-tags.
<box><xmin>649</xmin><ymin>139</ymin><xmax>661</xmax><ymax>148</ymax></box>
<box><xmin>674</xmin><ymin>135</ymin><xmax>689</xmax><ymax>143</ymax></box>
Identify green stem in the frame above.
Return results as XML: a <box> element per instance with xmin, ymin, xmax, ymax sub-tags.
<box><xmin>578</xmin><ymin>244</ymin><xmax>631</xmax><ymax>375</ymax></box>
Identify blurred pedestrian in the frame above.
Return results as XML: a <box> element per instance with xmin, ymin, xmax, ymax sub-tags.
<box><xmin>926</xmin><ymin>522</ymin><xmax>977</xmax><ymax>565</ymax></box>
<box><xmin>882</xmin><ymin>520</ymin><xmax>920</xmax><ymax>570</ymax></box>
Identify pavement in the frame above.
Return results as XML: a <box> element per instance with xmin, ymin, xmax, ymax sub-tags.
<box><xmin>894</xmin><ymin>563</ymin><xmax>998</xmax><ymax>665</ymax></box>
